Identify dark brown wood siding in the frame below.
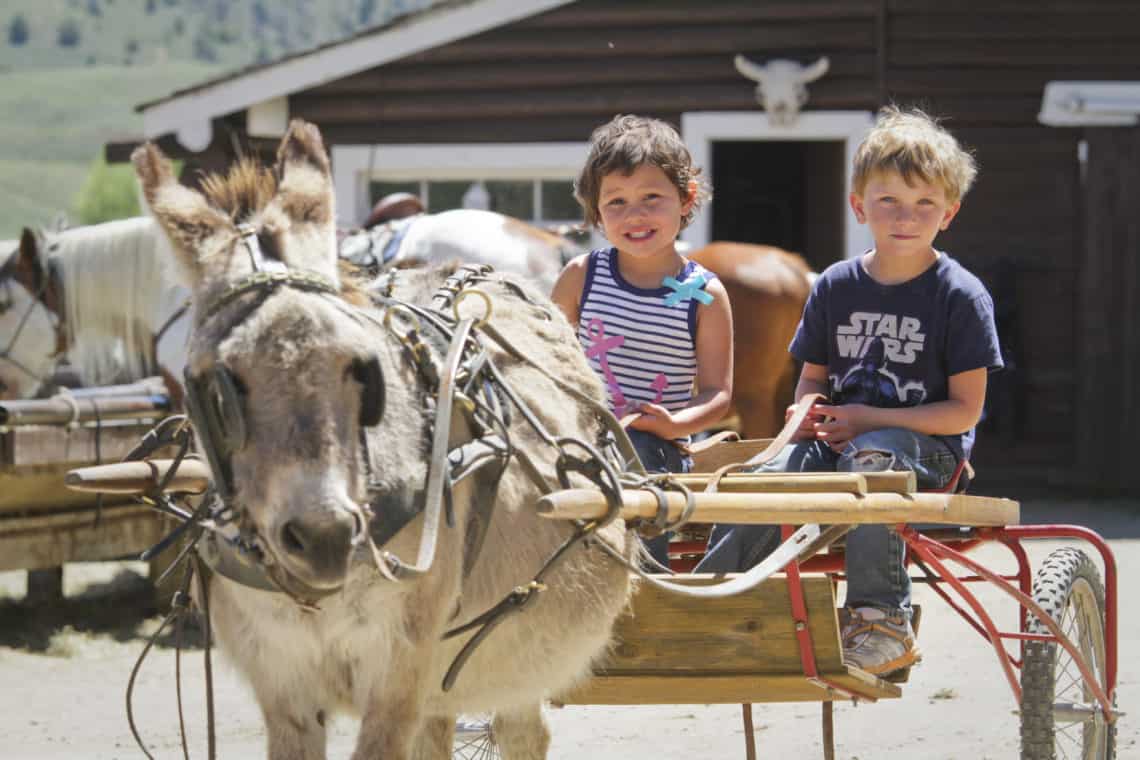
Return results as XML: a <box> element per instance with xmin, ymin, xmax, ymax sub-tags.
<box><xmin>879</xmin><ymin>0</ymin><xmax>1140</xmax><ymax>486</ymax></box>
<box><xmin>1079</xmin><ymin>127</ymin><xmax>1140</xmax><ymax>493</ymax></box>
<box><xmin>294</xmin><ymin>0</ymin><xmax>881</xmax><ymax>144</ymax></box>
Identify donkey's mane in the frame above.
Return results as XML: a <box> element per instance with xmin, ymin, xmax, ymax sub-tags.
<box><xmin>198</xmin><ymin>157</ymin><xmax>278</xmax><ymax>222</ymax></box>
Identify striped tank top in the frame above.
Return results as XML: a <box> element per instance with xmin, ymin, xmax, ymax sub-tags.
<box><xmin>576</xmin><ymin>247</ymin><xmax>717</xmax><ymax>421</ymax></box>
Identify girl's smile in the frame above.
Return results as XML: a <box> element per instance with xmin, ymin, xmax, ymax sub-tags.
<box><xmin>598</xmin><ymin>163</ymin><xmax>695</xmax><ymax>265</ymax></box>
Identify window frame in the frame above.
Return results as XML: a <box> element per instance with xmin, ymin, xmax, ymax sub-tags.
<box><xmin>333</xmin><ymin>142</ymin><xmax>588</xmax><ymax>229</ymax></box>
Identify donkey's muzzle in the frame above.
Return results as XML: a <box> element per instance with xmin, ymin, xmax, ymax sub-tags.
<box><xmin>278</xmin><ymin>508</ymin><xmax>358</xmax><ymax>587</ymax></box>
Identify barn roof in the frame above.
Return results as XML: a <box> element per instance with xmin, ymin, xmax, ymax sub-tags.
<box><xmin>139</xmin><ymin>0</ymin><xmax>574</xmax><ymax>146</ymax></box>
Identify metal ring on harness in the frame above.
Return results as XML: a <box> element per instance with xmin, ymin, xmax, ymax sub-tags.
<box><xmin>383</xmin><ymin>303</ymin><xmax>421</xmax><ymax>335</ymax></box>
<box><xmin>451</xmin><ymin>288</ymin><xmax>493</xmax><ymax>328</ymax></box>
<box><xmin>631</xmin><ymin>476</ymin><xmax>697</xmax><ymax>539</ymax></box>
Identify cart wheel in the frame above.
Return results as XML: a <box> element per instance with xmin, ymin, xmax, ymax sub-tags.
<box><xmin>1020</xmin><ymin>547</ymin><xmax>1115</xmax><ymax>759</ymax></box>
<box><xmin>453</xmin><ymin>715</ymin><xmax>501</xmax><ymax>759</ymax></box>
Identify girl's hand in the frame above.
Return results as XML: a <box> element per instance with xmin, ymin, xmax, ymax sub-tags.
<box><xmin>627</xmin><ymin>403</ymin><xmax>678</xmax><ymax>438</ymax></box>
<box><xmin>811</xmin><ymin>403</ymin><xmax>873</xmax><ymax>452</ymax></box>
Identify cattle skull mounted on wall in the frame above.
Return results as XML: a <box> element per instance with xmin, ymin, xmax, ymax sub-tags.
<box><xmin>734</xmin><ymin>55</ymin><xmax>830</xmax><ymax>126</ymax></box>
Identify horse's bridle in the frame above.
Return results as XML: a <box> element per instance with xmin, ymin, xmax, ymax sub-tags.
<box><xmin>0</xmin><ymin>248</ymin><xmax>66</xmax><ymax>393</ymax></box>
<box><xmin>185</xmin><ymin>265</ymin><xmax>512</xmax><ymax>594</ymax></box>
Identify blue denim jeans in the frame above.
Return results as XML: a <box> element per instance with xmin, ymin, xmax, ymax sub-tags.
<box><xmin>627</xmin><ymin>429</ymin><xmax>692</xmax><ymax>568</ymax></box>
<box><xmin>694</xmin><ymin>428</ymin><xmax>960</xmax><ymax>616</ymax></box>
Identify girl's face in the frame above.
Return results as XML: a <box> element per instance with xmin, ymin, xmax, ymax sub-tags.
<box><xmin>597</xmin><ymin>164</ymin><xmax>695</xmax><ymax>262</ymax></box>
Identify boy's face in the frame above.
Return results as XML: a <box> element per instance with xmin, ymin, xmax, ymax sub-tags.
<box><xmin>850</xmin><ymin>170</ymin><xmax>961</xmax><ymax>258</ymax></box>
<box><xmin>597</xmin><ymin>163</ymin><xmax>695</xmax><ymax>262</ymax></box>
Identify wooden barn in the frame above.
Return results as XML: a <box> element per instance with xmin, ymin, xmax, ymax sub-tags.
<box><xmin>111</xmin><ymin>0</ymin><xmax>1140</xmax><ymax>494</ymax></box>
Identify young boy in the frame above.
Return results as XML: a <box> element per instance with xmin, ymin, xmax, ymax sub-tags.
<box><xmin>551</xmin><ymin>115</ymin><xmax>734</xmax><ymax>566</ymax></box>
<box><xmin>696</xmin><ymin>107</ymin><xmax>1003</xmax><ymax>676</ymax></box>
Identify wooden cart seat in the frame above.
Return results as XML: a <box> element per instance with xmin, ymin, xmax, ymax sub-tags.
<box><xmin>558</xmin><ymin>574</ymin><xmax>901</xmax><ymax>705</ymax></box>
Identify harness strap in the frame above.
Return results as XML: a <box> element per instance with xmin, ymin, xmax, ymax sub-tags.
<box><xmin>702</xmin><ymin>392</ymin><xmax>827</xmax><ymax>493</ymax></box>
<box><xmin>586</xmin><ymin>393</ymin><xmax>843</xmax><ymax>600</ymax></box>
<box><xmin>373</xmin><ymin>317</ymin><xmax>477</xmax><ymax>579</ymax></box>
<box><xmin>479</xmin><ymin>321</ymin><xmax>644</xmax><ymax>475</ymax></box>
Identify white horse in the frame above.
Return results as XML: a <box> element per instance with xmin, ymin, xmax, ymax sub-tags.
<box><xmin>343</xmin><ymin>208</ymin><xmax>579</xmax><ymax>293</ymax></box>
<box><xmin>0</xmin><ymin>219</ymin><xmax>190</xmax><ymax>400</ymax></box>
<box><xmin>0</xmin><ymin>209</ymin><xmax>578</xmax><ymax>401</ymax></box>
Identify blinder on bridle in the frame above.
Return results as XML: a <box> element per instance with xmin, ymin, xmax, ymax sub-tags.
<box><xmin>183</xmin><ymin>365</ymin><xmax>246</xmax><ymax>502</ymax></box>
<box><xmin>351</xmin><ymin>356</ymin><xmax>385</xmax><ymax>428</ymax></box>
<box><xmin>184</xmin><ymin>354</ymin><xmax>386</xmax><ymax>498</ymax></box>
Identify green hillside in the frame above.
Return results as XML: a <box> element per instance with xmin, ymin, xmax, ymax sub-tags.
<box><xmin>0</xmin><ymin>0</ymin><xmax>434</xmax><ymax>72</ymax></box>
<box><xmin>0</xmin><ymin>0</ymin><xmax>436</xmax><ymax>238</ymax></box>
<box><xmin>0</xmin><ymin>62</ymin><xmax>219</xmax><ymax>237</ymax></box>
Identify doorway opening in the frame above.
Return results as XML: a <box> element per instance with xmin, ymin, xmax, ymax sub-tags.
<box><xmin>711</xmin><ymin>140</ymin><xmax>846</xmax><ymax>272</ymax></box>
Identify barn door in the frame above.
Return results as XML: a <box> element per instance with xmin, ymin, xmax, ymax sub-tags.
<box><xmin>1078</xmin><ymin>127</ymin><xmax>1140</xmax><ymax>493</ymax></box>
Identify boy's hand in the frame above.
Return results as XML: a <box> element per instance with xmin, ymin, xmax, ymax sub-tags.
<box><xmin>628</xmin><ymin>403</ymin><xmax>678</xmax><ymax>438</ymax></box>
<box><xmin>785</xmin><ymin>403</ymin><xmax>824</xmax><ymax>441</ymax></box>
<box><xmin>811</xmin><ymin>403</ymin><xmax>873</xmax><ymax>452</ymax></box>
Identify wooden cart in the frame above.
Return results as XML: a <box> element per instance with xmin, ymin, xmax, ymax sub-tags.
<box><xmin>0</xmin><ymin>381</ymin><xmax>174</xmax><ymax>600</ymax></box>
<box><xmin>543</xmin><ymin>438</ymin><xmax>1119</xmax><ymax>760</ymax></box>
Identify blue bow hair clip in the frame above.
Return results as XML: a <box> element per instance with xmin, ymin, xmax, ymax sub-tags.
<box><xmin>663</xmin><ymin>273</ymin><xmax>713</xmax><ymax>306</ymax></box>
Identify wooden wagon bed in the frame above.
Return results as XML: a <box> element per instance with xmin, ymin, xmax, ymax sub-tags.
<box><xmin>561</xmin><ymin>574</ymin><xmax>901</xmax><ymax>705</ymax></box>
<box><xmin>557</xmin><ymin>436</ymin><xmax>1021</xmax><ymax>707</ymax></box>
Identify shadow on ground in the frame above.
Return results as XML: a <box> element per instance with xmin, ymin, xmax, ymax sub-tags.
<box><xmin>0</xmin><ymin>568</ymin><xmax>206</xmax><ymax>652</ymax></box>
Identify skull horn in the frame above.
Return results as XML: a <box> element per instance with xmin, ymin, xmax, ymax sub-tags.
<box><xmin>795</xmin><ymin>57</ymin><xmax>830</xmax><ymax>84</ymax></box>
<box><xmin>733</xmin><ymin>54</ymin><xmax>769</xmax><ymax>84</ymax></box>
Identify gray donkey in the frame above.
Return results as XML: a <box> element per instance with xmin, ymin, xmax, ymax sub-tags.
<box><xmin>132</xmin><ymin>121</ymin><xmax>633</xmax><ymax>759</ymax></box>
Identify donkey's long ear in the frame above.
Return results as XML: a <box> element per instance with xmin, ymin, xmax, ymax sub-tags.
<box><xmin>131</xmin><ymin>142</ymin><xmax>229</xmax><ymax>281</ymax></box>
<box><xmin>268</xmin><ymin>120</ymin><xmax>337</xmax><ymax>276</ymax></box>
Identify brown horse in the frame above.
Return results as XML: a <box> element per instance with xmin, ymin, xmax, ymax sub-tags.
<box><xmin>690</xmin><ymin>242</ymin><xmax>813</xmax><ymax>438</ymax></box>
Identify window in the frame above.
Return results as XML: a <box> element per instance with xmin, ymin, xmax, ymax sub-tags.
<box><xmin>368</xmin><ymin>178</ymin><xmax>581</xmax><ymax>225</ymax></box>
<box><xmin>541</xmin><ymin>180</ymin><xmax>579</xmax><ymax>222</ymax></box>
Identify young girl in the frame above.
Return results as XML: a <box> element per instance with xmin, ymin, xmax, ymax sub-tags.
<box><xmin>551</xmin><ymin>114</ymin><xmax>734</xmax><ymax>566</ymax></box>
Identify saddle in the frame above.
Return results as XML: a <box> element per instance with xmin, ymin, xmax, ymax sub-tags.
<box><xmin>338</xmin><ymin>214</ymin><xmax>422</xmax><ymax>274</ymax></box>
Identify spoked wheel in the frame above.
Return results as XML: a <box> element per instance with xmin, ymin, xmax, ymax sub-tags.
<box><xmin>1020</xmin><ymin>547</ymin><xmax>1115</xmax><ymax>759</ymax></box>
<box><xmin>453</xmin><ymin>715</ymin><xmax>501</xmax><ymax>759</ymax></box>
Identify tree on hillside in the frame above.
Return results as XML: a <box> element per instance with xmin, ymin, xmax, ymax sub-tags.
<box><xmin>193</xmin><ymin>31</ymin><xmax>217</xmax><ymax>62</ymax></box>
<box><xmin>358</xmin><ymin>0</ymin><xmax>377</xmax><ymax>27</ymax></box>
<box><xmin>76</xmin><ymin>154</ymin><xmax>141</xmax><ymax>226</ymax></box>
<box><xmin>8</xmin><ymin>14</ymin><xmax>29</xmax><ymax>46</ymax></box>
<box><xmin>252</xmin><ymin>0</ymin><xmax>270</xmax><ymax>32</ymax></box>
<box><xmin>57</xmin><ymin>19</ymin><xmax>81</xmax><ymax>47</ymax></box>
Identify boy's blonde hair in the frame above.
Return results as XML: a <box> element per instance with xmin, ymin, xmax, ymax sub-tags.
<box><xmin>852</xmin><ymin>106</ymin><xmax>977</xmax><ymax>203</ymax></box>
<box><xmin>575</xmin><ymin>114</ymin><xmax>709</xmax><ymax>229</ymax></box>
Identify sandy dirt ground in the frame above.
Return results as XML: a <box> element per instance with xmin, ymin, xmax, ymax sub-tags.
<box><xmin>1</xmin><ymin>497</ymin><xmax>1136</xmax><ymax>760</ymax></box>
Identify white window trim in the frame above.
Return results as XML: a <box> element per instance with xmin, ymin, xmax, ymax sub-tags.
<box><xmin>1039</xmin><ymin>81</ymin><xmax>1140</xmax><ymax>127</ymax></box>
<box><xmin>681</xmin><ymin>111</ymin><xmax>875</xmax><ymax>259</ymax></box>
<box><xmin>332</xmin><ymin>142</ymin><xmax>587</xmax><ymax>228</ymax></box>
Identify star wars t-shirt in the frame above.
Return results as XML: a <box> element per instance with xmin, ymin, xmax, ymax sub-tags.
<box><xmin>789</xmin><ymin>253</ymin><xmax>1003</xmax><ymax>461</ymax></box>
